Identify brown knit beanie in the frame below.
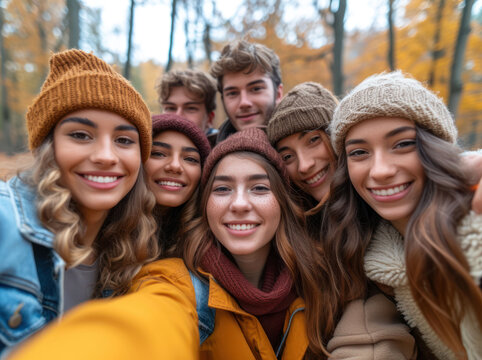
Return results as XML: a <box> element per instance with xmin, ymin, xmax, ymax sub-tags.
<box><xmin>202</xmin><ymin>127</ymin><xmax>287</xmax><ymax>187</ymax></box>
<box><xmin>151</xmin><ymin>113</ymin><xmax>211</xmax><ymax>166</ymax></box>
<box><xmin>267</xmin><ymin>82</ymin><xmax>338</xmax><ymax>146</ymax></box>
<box><xmin>26</xmin><ymin>49</ymin><xmax>152</xmax><ymax>162</ymax></box>
<box><xmin>330</xmin><ymin>71</ymin><xmax>457</xmax><ymax>155</ymax></box>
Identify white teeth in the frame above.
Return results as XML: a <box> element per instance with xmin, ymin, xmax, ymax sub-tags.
<box><xmin>227</xmin><ymin>224</ymin><xmax>256</xmax><ymax>231</ymax></box>
<box><xmin>158</xmin><ymin>181</ymin><xmax>183</xmax><ymax>187</ymax></box>
<box><xmin>84</xmin><ymin>175</ymin><xmax>118</xmax><ymax>183</ymax></box>
<box><xmin>371</xmin><ymin>184</ymin><xmax>409</xmax><ymax>196</ymax></box>
<box><xmin>305</xmin><ymin>168</ymin><xmax>327</xmax><ymax>185</ymax></box>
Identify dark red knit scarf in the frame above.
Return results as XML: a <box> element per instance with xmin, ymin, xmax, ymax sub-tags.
<box><xmin>201</xmin><ymin>243</ymin><xmax>297</xmax><ymax>349</ymax></box>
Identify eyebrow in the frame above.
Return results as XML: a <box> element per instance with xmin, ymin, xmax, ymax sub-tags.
<box><xmin>223</xmin><ymin>79</ymin><xmax>267</xmax><ymax>93</ymax></box>
<box><xmin>59</xmin><ymin>117</ymin><xmax>138</xmax><ymax>132</ymax></box>
<box><xmin>345</xmin><ymin>126</ymin><xmax>416</xmax><ymax>147</ymax></box>
<box><xmin>152</xmin><ymin>141</ymin><xmax>200</xmax><ymax>154</ymax></box>
<box><xmin>213</xmin><ymin>174</ymin><xmax>269</xmax><ymax>182</ymax></box>
<box><xmin>276</xmin><ymin>132</ymin><xmax>308</xmax><ymax>153</ymax></box>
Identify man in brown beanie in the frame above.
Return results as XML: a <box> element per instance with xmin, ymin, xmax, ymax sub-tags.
<box><xmin>210</xmin><ymin>39</ymin><xmax>283</xmax><ymax>143</ymax></box>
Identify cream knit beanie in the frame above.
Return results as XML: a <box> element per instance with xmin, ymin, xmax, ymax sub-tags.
<box><xmin>330</xmin><ymin>71</ymin><xmax>457</xmax><ymax>155</ymax></box>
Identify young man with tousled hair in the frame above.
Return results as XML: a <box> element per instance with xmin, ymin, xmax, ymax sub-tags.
<box><xmin>157</xmin><ymin>69</ymin><xmax>218</xmax><ymax>146</ymax></box>
<box><xmin>210</xmin><ymin>39</ymin><xmax>284</xmax><ymax>143</ymax></box>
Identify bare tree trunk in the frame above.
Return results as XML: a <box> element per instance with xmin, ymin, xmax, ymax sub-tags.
<box><xmin>67</xmin><ymin>0</ymin><xmax>80</xmax><ymax>48</ymax></box>
<box><xmin>183</xmin><ymin>0</ymin><xmax>193</xmax><ymax>68</ymax></box>
<box><xmin>0</xmin><ymin>3</ymin><xmax>12</xmax><ymax>153</ymax></box>
<box><xmin>428</xmin><ymin>0</ymin><xmax>446</xmax><ymax>87</ymax></box>
<box><xmin>388</xmin><ymin>0</ymin><xmax>395</xmax><ymax>71</ymax></box>
<box><xmin>124</xmin><ymin>0</ymin><xmax>135</xmax><ymax>80</ymax></box>
<box><xmin>166</xmin><ymin>0</ymin><xmax>178</xmax><ymax>72</ymax></box>
<box><xmin>448</xmin><ymin>0</ymin><xmax>474</xmax><ymax>119</ymax></box>
<box><xmin>332</xmin><ymin>0</ymin><xmax>346</xmax><ymax>97</ymax></box>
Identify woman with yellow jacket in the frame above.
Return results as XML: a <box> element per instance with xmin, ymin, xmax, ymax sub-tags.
<box><xmin>11</xmin><ymin>128</ymin><xmax>416</xmax><ymax>360</ymax></box>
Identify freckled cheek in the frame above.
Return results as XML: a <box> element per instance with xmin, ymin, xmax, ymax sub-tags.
<box><xmin>254</xmin><ymin>196</ymin><xmax>281</xmax><ymax>217</ymax></box>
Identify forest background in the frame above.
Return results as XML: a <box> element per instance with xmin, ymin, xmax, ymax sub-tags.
<box><xmin>0</xmin><ymin>0</ymin><xmax>480</xmax><ymax>156</ymax></box>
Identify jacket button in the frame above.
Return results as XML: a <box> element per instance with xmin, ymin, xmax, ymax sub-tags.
<box><xmin>8</xmin><ymin>303</ymin><xmax>24</xmax><ymax>329</ymax></box>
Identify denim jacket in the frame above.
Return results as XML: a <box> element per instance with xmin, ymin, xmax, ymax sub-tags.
<box><xmin>0</xmin><ymin>176</ymin><xmax>65</xmax><ymax>356</ymax></box>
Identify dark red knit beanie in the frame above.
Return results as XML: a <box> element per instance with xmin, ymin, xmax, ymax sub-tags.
<box><xmin>151</xmin><ymin>113</ymin><xmax>211</xmax><ymax>165</ymax></box>
<box><xmin>201</xmin><ymin>127</ymin><xmax>287</xmax><ymax>187</ymax></box>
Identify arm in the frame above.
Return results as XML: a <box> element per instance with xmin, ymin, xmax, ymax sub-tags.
<box><xmin>327</xmin><ymin>294</ymin><xmax>417</xmax><ymax>360</ymax></box>
<box><xmin>9</xmin><ymin>262</ymin><xmax>199</xmax><ymax>360</ymax></box>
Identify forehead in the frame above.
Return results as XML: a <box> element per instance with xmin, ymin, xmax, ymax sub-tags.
<box><xmin>153</xmin><ymin>130</ymin><xmax>196</xmax><ymax>149</ymax></box>
<box><xmin>276</xmin><ymin>130</ymin><xmax>322</xmax><ymax>150</ymax></box>
<box><xmin>165</xmin><ymin>87</ymin><xmax>203</xmax><ymax>104</ymax></box>
<box><xmin>346</xmin><ymin>117</ymin><xmax>415</xmax><ymax>140</ymax></box>
<box><xmin>215</xmin><ymin>153</ymin><xmax>267</xmax><ymax>176</ymax></box>
<box><xmin>222</xmin><ymin>68</ymin><xmax>272</xmax><ymax>89</ymax></box>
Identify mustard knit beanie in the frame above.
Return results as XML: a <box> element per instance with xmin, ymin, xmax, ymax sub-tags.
<box><xmin>26</xmin><ymin>49</ymin><xmax>152</xmax><ymax>162</ymax></box>
<box><xmin>267</xmin><ymin>82</ymin><xmax>338</xmax><ymax>146</ymax></box>
<box><xmin>330</xmin><ymin>71</ymin><xmax>457</xmax><ymax>155</ymax></box>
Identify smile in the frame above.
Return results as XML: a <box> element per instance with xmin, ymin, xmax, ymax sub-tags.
<box><xmin>304</xmin><ymin>167</ymin><xmax>328</xmax><ymax>185</ymax></box>
<box><xmin>226</xmin><ymin>224</ymin><xmax>257</xmax><ymax>231</ymax></box>
<box><xmin>156</xmin><ymin>180</ymin><xmax>184</xmax><ymax>187</ymax></box>
<box><xmin>83</xmin><ymin>175</ymin><xmax>119</xmax><ymax>184</ymax></box>
<box><xmin>370</xmin><ymin>183</ymin><xmax>409</xmax><ymax>196</ymax></box>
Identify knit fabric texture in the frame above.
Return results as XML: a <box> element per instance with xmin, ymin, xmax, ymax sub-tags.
<box><xmin>26</xmin><ymin>49</ymin><xmax>152</xmax><ymax>162</ymax></box>
<box><xmin>202</xmin><ymin>127</ymin><xmax>287</xmax><ymax>187</ymax></box>
<box><xmin>267</xmin><ymin>81</ymin><xmax>338</xmax><ymax>145</ymax></box>
<box><xmin>330</xmin><ymin>71</ymin><xmax>458</xmax><ymax>155</ymax></box>
<box><xmin>151</xmin><ymin>113</ymin><xmax>211</xmax><ymax>166</ymax></box>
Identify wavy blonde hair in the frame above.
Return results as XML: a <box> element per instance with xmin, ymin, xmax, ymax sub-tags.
<box><xmin>22</xmin><ymin>138</ymin><xmax>160</xmax><ymax>297</ymax></box>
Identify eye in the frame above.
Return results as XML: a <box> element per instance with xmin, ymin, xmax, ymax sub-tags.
<box><xmin>68</xmin><ymin>131</ymin><xmax>91</xmax><ymax>141</ymax></box>
<box><xmin>163</xmin><ymin>106</ymin><xmax>176</xmax><ymax>112</ymax></box>
<box><xmin>224</xmin><ymin>90</ymin><xmax>238</xmax><ymax>98</ymax></box>
<box><xmin>251</xmin><ymin>86</ymin><xmax>264</xmax><ymax>92</ymax></box>
<box><xmin>116</xmin><ymin>136</ymin><xmax>135</xmax><ymax>145</ymax></box>
<box><xmin>280</xmin><ymin>153</ymin><xmax>293</xmax><ymax>162</ymax></box>
<box><xmin>308</xmin><ymin>135</ymin><xmax>321</xmax><ymax>145</ymax></box>
<box><xmin>212</xmin><ymin>185</ymin><xmax>231</xmax><ymax>193</ymax></box>
<box><xmin>150</xmin><ymin>150</ymin><xmax>167</xmax><ymax>158</ymax></box>
<box><xmin>347</xmin><ymin>149</ymin><xmax>368</xmax><ymax>158</ymax></box>
<box><xmin>251</xmin><ymin>184</ymin><xmax>271</xmax><ymax>193</ymax></box>
<box><xmin>185</xmin><ymin>156</ymin><xmax>200</xmax><ymax>164</ymax></box>
<box><xmin>394</xmin><ymin>139</ymin><xmax>416</xmax><ymax>149</ymax></box>
<box><xmin>186</xmin><ymin>107</ymin><xmax>200</xmax><ymax>112</ymax></box>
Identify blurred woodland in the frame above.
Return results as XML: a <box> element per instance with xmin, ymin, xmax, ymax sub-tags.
<box><xmin>0</xmin><ymin>0</ymin><xmax>480</xmax><ymax>154</ymax></box>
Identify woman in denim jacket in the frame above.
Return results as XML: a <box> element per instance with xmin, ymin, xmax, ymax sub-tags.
<box><xmin>0</xmin><ymin>49</ymin><xmax>159</xmax><ymax>355</ymax></box>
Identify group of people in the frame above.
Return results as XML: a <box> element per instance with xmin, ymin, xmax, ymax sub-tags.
<box><xmin>0</xmin><ymin>39</ymin><xmax>481</xmax><ymax>360</ymax></box>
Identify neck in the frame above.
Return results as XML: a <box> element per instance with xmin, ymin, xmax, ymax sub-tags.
<box><xmin>79</xmin><ymin>210</ymin><xmax>109</xmax><ymax>265</ymax></box>
<box><xmin>232</xmin><ymin>244</ymin><xmax>271</xmax><ymax>288</ymax></box>
<box><xmin>391</xmin><ymin>218</ymin><xmax>408</xmax><ymax>237</ymax></box>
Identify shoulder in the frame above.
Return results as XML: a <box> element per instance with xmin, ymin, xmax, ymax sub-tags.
<box><xmin>457</xmin><ymin>211</ymin><xmax>482</xmax><ymax>281</ymax></box>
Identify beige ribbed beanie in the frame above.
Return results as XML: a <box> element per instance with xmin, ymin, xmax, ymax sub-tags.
<box><xmin>267</xmin><ymin>82</ymin><xmax>338</xmax><ymax>145</ymax></box>
<box><xmin>330</xmin><ymin>71</ymin><xmax>457</xmax><ymax>155</ymax></box>
<box><xmin>26</xmin><ymin>49</ymin><xmax>152</xmax><ymax>162</ymax></box>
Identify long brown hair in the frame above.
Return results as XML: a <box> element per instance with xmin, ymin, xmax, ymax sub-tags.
<box><xmin>325</xmin><ymin>126</ymin><xmax>482</xmax><ymax>358</ymax></box>
<box><xmin>23</xmin><ymin>138</ymin><xmax>160</xmax><ymax>297</ymax></box>
<box><xmin>183</xmin><ymin>151</ymin><xmax>339</xmax><ymax>359</ymax></box>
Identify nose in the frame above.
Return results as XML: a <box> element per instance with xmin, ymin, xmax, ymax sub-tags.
<box><xmin>297</xmin><ymin>151</ymin><xmax>315</xmax><ymax>174</ymax></box>
<box><xmin>229</xmin><ymin>188</ymin><xmax>252</xmax><ymax>213</ymax></box>
<box><xmin>239</xmin><ymin>90</ymin><xmax>252</xmax><ymax>109</ymax></box>
<box><xmin>369</xmin><ymin>152</ymin><xmax>397</xmax><ymax>181</ymax></box>
<box><xmin>90</xmin><ymin>138</ymin><xmax>118</xmax><ymax>166</ymax></box>
<box><xmin>165</xmin><ymin>154</ymin><xmax>183</xmax><ymax>174</ymax></box>
<box><xmin>175</xmin><ymin>108</ymin><xmax>184</xmax><ymax>117</ymax></box>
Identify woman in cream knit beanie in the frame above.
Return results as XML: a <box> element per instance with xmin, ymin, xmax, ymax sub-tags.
<box><xmin>324</xmin><ymin>71</ymin><xmax>482</xmax><ymax>360</ymax></box>
<box><xmin>0</xmin><ymin>49</ymin><xmax>159</xmax><ymax>354</ymax></box>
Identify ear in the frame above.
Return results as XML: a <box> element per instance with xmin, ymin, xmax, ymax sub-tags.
<box><xmin>275</xmin><ymin>84</ymin><xmax>283</xmax><ymax>105</ymax></box>
<box><xmin>207</xmin><ymin>111</ymin><xmax>215</xmax><ymax>127</ymax></box>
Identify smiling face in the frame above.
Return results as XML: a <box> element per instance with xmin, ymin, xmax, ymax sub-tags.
<box><xmin>206</xmin><ymin>153</ymin><xmax>281</xmax><ymax>265</ymax></box>
<box><xmin>276</xmin><ymin>129</ymin><xmax>335</xmax><ymax>202</ymax></box>
<box><xmin>345</xmin><ymin>117</ymin><xmax>425</xmax><ymax>234</ymax></box>
<box><xmin>222</xmin><ymin>69</ymin><xmax>283</xmax><ymax>131</ymax></box>
<box><xmin>145</xmin><ymin>130</ymin><xmax>201</xmax><ymax>208</ymax></box>
<box><xmin>53</xmin><ymin>109</ymin><xmax>141</xmax><ymax>221</ymax></box>
<box><xmin>162</xmin><ymin>87</ymin><xmax>213</xmax><ymax>131</ymax></box>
